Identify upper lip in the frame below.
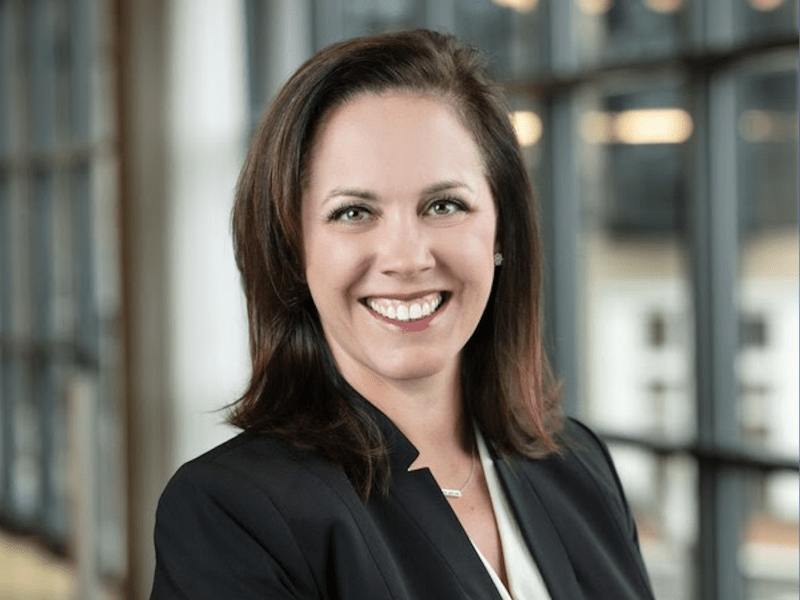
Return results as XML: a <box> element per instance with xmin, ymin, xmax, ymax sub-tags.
<box><xmin>361</xmin><ymin>290</ymin><xmax>444</xmax><ymax>301</ymax></box>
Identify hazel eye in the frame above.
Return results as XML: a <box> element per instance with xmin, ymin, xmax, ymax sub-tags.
<box><xmin>427</xmin><ymin>198</ymin><xmax>467</xmax><ymax>216</ymax></box>
<box><xmin>329</xmin><ymin>205</ymin><xmax>373</xmax><ymax>223</ymax></box>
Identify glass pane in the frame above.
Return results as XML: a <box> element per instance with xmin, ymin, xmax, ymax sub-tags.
<box><xmin>574</xmin><ymin>0</ymin><xmax>689</xmax><ymax>67</ymax></box>
<box><xmin>14</xmin><ymin>360</ymin><xmax>39</xmax><ymax>525</ymax></box>
<box><xmin>735</xmin><ymin>0</ymin><xmax>800</xmax><ymax>44</ymax></box>
<box><xmin>456</xmin><ymin>0</ymin><xmax>546</xmax><ymax>79</ymax></box>
<box><xmin>29</xmin><ymin>0</ymin><xmax>57</xmax><ymax>150</ymax></box>
<box><xmin>609</xmin><ymin>445</ymin><xmax>698</xmax><ymax>600</ymax></box>
<box><xmin>577</xmin><ymin>79</ymin><xmax>695</xmax><ymax>443</ymax></box>
<box><xmin>0</xmin><ymin>176</ymin><xmax>10</xmax><ymax>515</ymax></box>
<box><xmin>736</xmin><ymin>60</ymin><xmax>799</xmax><ymax>457</ymax></box>
<box><xmin>342</xmin><ymin>0</ymin><xmax>424</xmax><ymax>37</ymax></box>
<box><xmin>743</xmin><ymin>471</ymin><xmax>799</xmax><ymax>599</ymax></box>
<box><xmin>0</xmin><ymin>0</ymin><xmax>10</xmax><ymax>154</ymax></box>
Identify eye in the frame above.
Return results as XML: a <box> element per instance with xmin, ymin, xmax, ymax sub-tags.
<box><xmin>426</xmin><ymin>197</ymin><xmax>468</xmax><ymax>217</ymax></box>
<box><xmin>328</xmin><ymin>204</ymin><xmax>373</xmax><ymax>223</ymax></box>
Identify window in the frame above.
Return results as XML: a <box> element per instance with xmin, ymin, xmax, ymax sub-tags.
<box><xmin>246</xmin><ymin>2</ymin><xmax>799</xmax><ymax>598</ymax></box>
<box><xmin>0</xmin><ymin>0</ymin><xmax>124</xmax><ymax>585</ymax></box>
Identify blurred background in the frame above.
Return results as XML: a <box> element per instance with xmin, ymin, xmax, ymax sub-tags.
<box><xmin>0</xmin><ymin>0</ymin><xmax>797</xmax><ymax>598</ymax></box>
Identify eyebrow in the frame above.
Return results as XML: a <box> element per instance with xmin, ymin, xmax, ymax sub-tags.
<box><xmin>323</xmin><ymin>180</ymin><xmax>474</xmax><ymax>205</ymax></box>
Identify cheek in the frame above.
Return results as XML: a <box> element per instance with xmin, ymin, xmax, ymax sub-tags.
<box><xmin>304</xmin><ymin>235</ymin><xmax>363</xmax><ymax>305</ymax></box>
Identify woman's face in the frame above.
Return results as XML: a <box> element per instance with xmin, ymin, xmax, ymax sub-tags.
<box><xmin>302</xmin><ymin>92</ymin><xmax>497</xmax><ymax>391</ymax></box>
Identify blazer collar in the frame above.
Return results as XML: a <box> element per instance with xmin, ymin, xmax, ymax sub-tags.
<box><xmin>494</xmin><ymin>453</ymin><xmax>584</xmax><ymax>600</ymax></box>
<box><xmin>323</xmin><ymin>352</ymin><xmax>583</xmax><ymax>600</ymax></box>
<box><xmin>323</xmin><ymin>356</ymin><xmax>505</xmax><ymax>599</ymax></box>
<box><xmin>321</xmin><ymin>350</ymin><xmax>419</xmax><ymax>473</ymax></box>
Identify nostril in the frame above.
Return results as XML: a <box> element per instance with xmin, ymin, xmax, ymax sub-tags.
<box><xmin>377</xmin><ymin>239</ymin><xmax>435</xmax><ymax>276</ymax></box>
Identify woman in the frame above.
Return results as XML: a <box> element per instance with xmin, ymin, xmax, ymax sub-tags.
<box><xmin>150</xmin><ymin>30</ymin><xmax>655</xmax><ymax>600</ymax></box>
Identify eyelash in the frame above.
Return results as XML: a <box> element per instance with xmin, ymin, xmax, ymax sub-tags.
<box><xmin>326</xmin><ymin>196</ymin><xmax>469</xmax><ymax>224</ymax></box>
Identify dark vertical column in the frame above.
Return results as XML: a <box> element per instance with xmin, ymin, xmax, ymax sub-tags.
<box><xmin>29</xmin><ymin>0</ymin><xmax>59</xmax><ymax>538</ymax></box>
<box><xmin>540</xmin><ymin>96</ymin><xmax>581</xmax><ymax>418</ymax></box>
<box><xmin>0</xmin><ymin>182</ymin><xmax>11</xmax><ymax>521</ymax></box>
<box><xmin>0</xmin><ymin>0</ymin><xmax>14</xmax><ymax>522</ymax></box>
<box><xmin>70</xmin><ymin>0</ymin><xmax>97</xmax><ymax>367</ymax></box>
<box><xmin>691</xmin><ymin>67</ymin><xmax>746</xmax><ymax>600</ymax></box>
<box><xmin>312</xmin><ymin>0</ymin><xmax>345</xmax><ymax>50</ymax></box>
<box><xmin>540</xmin><ymin>0</ymin><xmax>581</xmax><ymax>417</ymax></box>
<box><xmin>244</xmin><ymin>0</ymin><xmax>267</xmax><ymax>135</ymax></box>
<box><xmin>115</xmin><ymin>0</ymin><xmax>172</xmax><ymax>597</ymax></box>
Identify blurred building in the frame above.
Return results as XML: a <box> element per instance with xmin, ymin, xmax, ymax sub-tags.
<box><xmin>0</xmin><ymin>1</ymin><xmax>797</xmax><ymax>599</ymax></box>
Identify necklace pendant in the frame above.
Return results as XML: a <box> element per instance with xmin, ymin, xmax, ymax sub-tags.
<box><xmin>441</xmin><ymin>488</ymin><xmax>462</xmax><ymax>498</ymax></box>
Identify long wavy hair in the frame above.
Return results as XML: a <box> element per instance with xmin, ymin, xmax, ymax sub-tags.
<box><xmin>229</xmin><ymin>29</ymin><xmax>561</xmax><ymax>499</ymax></box>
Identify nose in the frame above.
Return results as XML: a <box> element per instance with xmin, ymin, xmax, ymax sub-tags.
<box><xmin>376</xmin><ymin>214</ymin><xmax>434</xmax><ymax>277</ymax></box>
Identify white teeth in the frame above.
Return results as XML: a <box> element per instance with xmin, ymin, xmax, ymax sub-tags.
<box><xmin>367</xmin><ymin>293</ymin><xmax>444</xmax><ymax>322</ymax></box>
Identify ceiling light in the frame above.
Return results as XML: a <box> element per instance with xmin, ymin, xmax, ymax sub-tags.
<box><xmin>644</xmin><ymin>0</ymin><xmax>683</xmax><ymax>14</ymax></box>
<box><xmin>614</xmin><ymin>108</ymin><xmax>693</xmax><ymax>144</ymax></box>
<box><xmin>577</xmin><ymin>0</ymin><xmax>614</xmax><ymax>16</ymax></box>
<box><xmin>511</xmin><ymin>110</ymin><xmax>543</xmax><ymax>147</ymax></box>
<box><xmin>748</xmin><ymin>0</ymin><xmax>786</xmax><ymax>11</ymax></box>
<box><xmin>492</xmin><ymin>0</ymin><xmax>539</xmax><ymax>13</ymax></box>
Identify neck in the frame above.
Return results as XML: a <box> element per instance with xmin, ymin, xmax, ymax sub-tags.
<box><xmin>340</xmin><ymin>363</ymin><xmax>471</xmax><ymax>468</ymax></box>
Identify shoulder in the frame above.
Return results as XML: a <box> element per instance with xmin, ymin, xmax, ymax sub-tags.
<box><xmin>158</xmin><ymin>431</ymin><xmax>363</xmax><ymax>530</ymax></box>
<box><xmin>152</xmin><ymin>432</ymin><xmax>366</xmax><ymax>599</ymax></box>
<box><xmin>548</xmin><ymin>417</ymin><xmax>632</xmax><ymax>517</ymax></box>
<box><xmin>504</xmin><ymin>419</ymin><xmax>655</xmax><ymax>597</ymax></box>
<box><xmin>558</xmin><ymin>418</ymin><xmax>624</xmax><ymax>487</ymax></box>
<box><xmin>499</xmin><ymin>417</ymin><xmax>636</xmax><ymax>538</ymax></box>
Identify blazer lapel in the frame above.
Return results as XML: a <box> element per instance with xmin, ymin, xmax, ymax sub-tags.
<box><xmin>369</xmin><ymin>403</ymin><xmax>505</xmax><ymax>600</ymax></box>
<box><xmin>494</xmin><ymin>455</ymin><xmax>585</xmax><ymax>600</ymax></box>
<box><xmin>328</xmin><ymin>364</ymin><xmax>509</xmax><ymax>600</ymax></box>
<box><xmin>386</xmin><ymin>465</ymin><xmax>506</xmax><ymax>600</ymax></box>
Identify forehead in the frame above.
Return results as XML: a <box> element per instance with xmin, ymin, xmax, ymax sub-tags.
<box><xmin>305</xmin><ymin>92</ymin><xmax>486</xmax><ymax>192</ymax></box>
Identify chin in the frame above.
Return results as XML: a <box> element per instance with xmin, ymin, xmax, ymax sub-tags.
<box><xmin>371</xmin><ymin>352</ymin><xmax>454</xmax><ymax>384</ymax></box>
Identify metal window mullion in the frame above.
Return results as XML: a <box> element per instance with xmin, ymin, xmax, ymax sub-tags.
<box><xmin>704</xmin><ymin>0</ymin><xmax>736</xmax><ymax>50</ymax></box>
<box><xmin>71</xmin><ymin>0</ymin><xmax>91</xmax><ymax>142</ymax></box>
<box><xmin>540</xmin><ymin>92</ymin><xmax>581</xmax><ymax>418</ymax></box>
<box><xmin>548</xmin><ymin>0</ymin><xmax>578</xmax><ymax>76</ymax></box>
<box><xmin>313</xmin><ymin>0</ymin><xmax>345</xmax><ymax>51</ymax></box>
<box><xmin>0</xmin><ymin>0</ymin><xmax>13</xmax><ymax>519</ymax></box>
<box><xmin>539</xmin><ymin>0</ymin><xmax>582</xmax><ymax>418</ymax></box>
<box><xmin>691</xmin><ymin>66</ymin><xmax>746</xmax><ymax>600</ymax></box>
<box><xmin>0</xmin><ymin>1</ymin><xmax>9</xmax><ymax>153</ymax></box>
<box><xmin>0</xmin><ymin>176</ymin><xmax>12</xmax><ymax>519</ymax></box>
<box><xmin>244</xmin><ymin>0</ymin><xmax>268</xmax><ymax>133</ymax></box>
<box><xmin>73</xmin><ymin>163</ymin><xmax>97</xmax><ymax>366</ymax></box>
<box><xmin>30</xmin><ymin>0</ymin><xmax>56</xmax><ymax>151</ymax></box>
<box><xmin>31</xmin><ymin>170</ymin><xmax>59</xmax><ymax>537</ymax></box>
<box><xmin>29</xmin><ymin>0</ymin><xmax>60</xmax><ymax>539</ymax></box>
<box><xmin>71</xmin><ymin>0</ymin><xmax>97</xmax><ymax>367</ymax></box>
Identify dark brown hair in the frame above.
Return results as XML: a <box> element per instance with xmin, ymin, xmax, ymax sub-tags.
<box><xmin>229</xmin><ymin>29</ymin><xmax>561</xmax><ymax>499</ymax></box>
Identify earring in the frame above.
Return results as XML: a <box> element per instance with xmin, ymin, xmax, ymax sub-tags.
<box><xmin>494</xmin><ymin>252</ymin><xmax>503</xmax><ymax>266</ymax></box>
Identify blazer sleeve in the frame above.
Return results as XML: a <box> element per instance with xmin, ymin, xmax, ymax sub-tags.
<box><xmin>149</xmin><ymin>459</ymin><xmax>320</xmax><ymax>600</ymax></box>
<box><xmin>567</xmin><ymin>418</ymin><xmax>655</xmax><ymax>596</ymax></box>
<box><xmin>569</xmin><ymin>419</ymin><xmax>643</xmax><ymax>545</ymax></box>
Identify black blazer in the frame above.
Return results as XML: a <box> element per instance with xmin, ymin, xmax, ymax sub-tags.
<box><xmin>150</xmin><ymin>407</ymin><xmax>656</xmax><ymax>599</ymax></box>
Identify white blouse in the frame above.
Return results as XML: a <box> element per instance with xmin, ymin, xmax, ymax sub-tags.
<box><xmin>471</xmin><ymin>429</ymin><xmax>553</xmax><ymax>600</ymax></box>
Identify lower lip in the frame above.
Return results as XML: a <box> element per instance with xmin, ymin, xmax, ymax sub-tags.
<box><xmin>368</xmin><ymin>301</ymin><xmax>446</xmax><ymax>332</ymax></box>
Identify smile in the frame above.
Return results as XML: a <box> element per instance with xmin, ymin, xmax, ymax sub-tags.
<box><xmin>364</xmin><ymin>292</ymin><xmax>446</xmax><ymax>323</ymax></box>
